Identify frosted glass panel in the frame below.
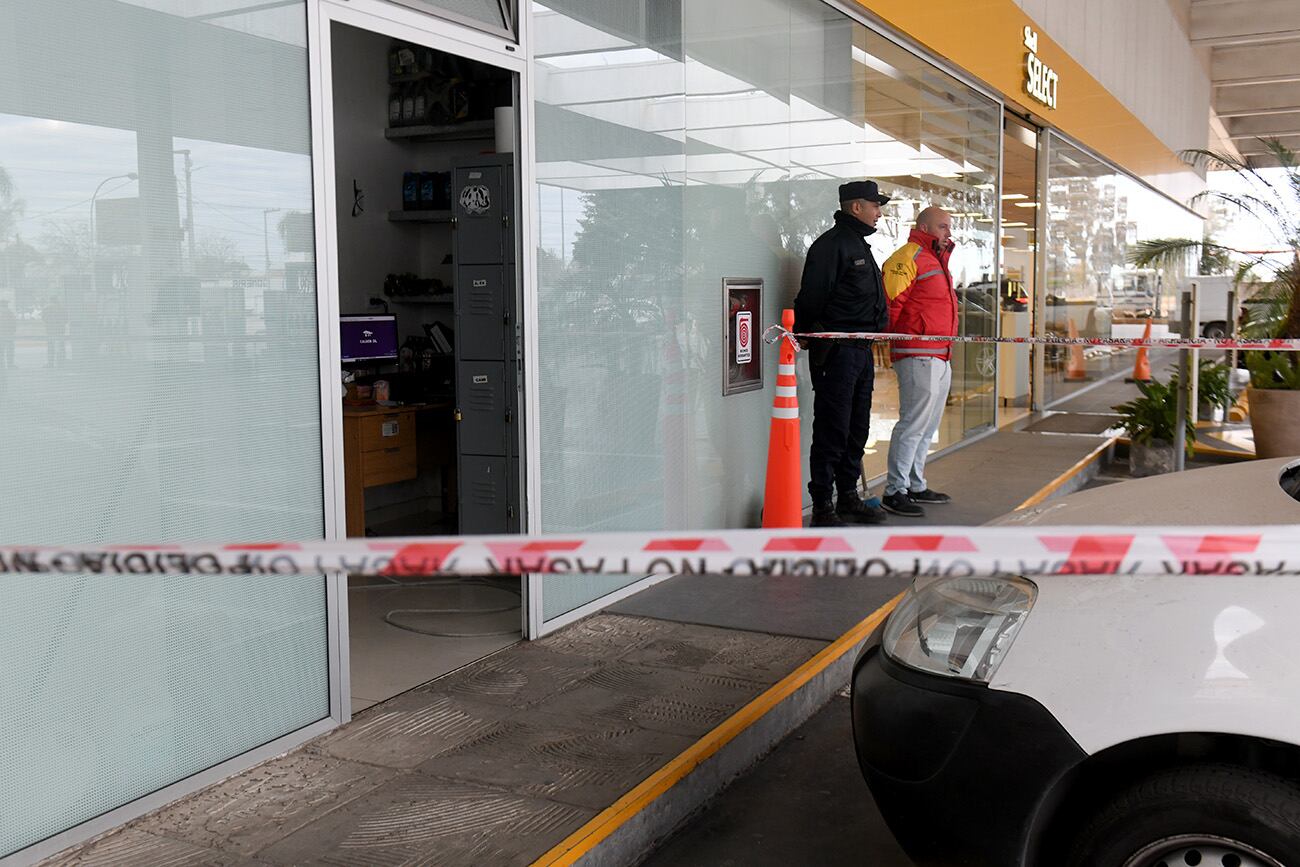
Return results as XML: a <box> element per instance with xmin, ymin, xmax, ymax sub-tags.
<box><xmin>534</xmin><ymin>0</ymin><xmax>687</xmax><ymax>620</ymax></box>
<box><xmin>0</xmin><ymin>0</ymin><xmax>328</xmax><ymax>857</ymax></box>
<box><xmin>533</xmin><ymin>0</ymin><xmax>1001</xmax><ymax>622</ymax></box>
<box><xmin>679</xmin><ymin>0</ymin><xmax>798</xmax><ymax>528</ymax></box>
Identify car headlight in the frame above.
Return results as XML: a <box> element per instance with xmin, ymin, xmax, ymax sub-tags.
<box><xmin>882</xmin><ymin>576</ymin><xmax>1037</xmax><ymax>683</ymax></box>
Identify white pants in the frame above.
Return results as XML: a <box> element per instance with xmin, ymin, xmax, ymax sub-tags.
<box><xmin>885</xmin><ymin>356</ymin><xmax>951</xmax><ymax>496</ymax></box>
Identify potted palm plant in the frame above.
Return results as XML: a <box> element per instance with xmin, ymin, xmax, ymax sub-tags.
<box><xmin>1113</xmin><ymin>377</ymin><xmax>1197</xmax><ymax>476</ymax></box>
<box><xmin>1238</xmin><ymin>276</ymin><xmax>1300</xmax><ymax>455</ymax></box>
<box><xmin>1131</xmin><ymin>138</ymin><xmax>1300</xmax><ymax>458</ymax></box>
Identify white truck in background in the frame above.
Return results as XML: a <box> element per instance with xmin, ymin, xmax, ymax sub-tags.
<box><xmin>1190</xmin><ymin>275</ymin><xmax>1234</xmax><ymax>338</ymax></box>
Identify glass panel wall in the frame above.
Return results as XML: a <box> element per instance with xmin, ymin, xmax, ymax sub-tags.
<box><xmin>532</xmin><ymin>0</ymin><xmax>999</xmax><ymax>622</ymax></box>
<box><xmin>997</xmin><ymin>114</ymin><xmax>1039</xmax><ymax>425</ymax></box>
<box><xmin>846</xmin><ymin>29</ymin><xmax>1000</xmax><ymax>476</ymax></box>
<box><xmin>0</xmin><ymin>2</ymin><xmax>328</xmax><ymax>857</ymax></box>
<box><xmin>532</xmin><ymin>0</ymin><xmax>687</xmax><ymax>619</ymax></box>
<box><xmin>1042</xmin><ymin>135</ymin><xmax>1203</xmax><ymax>405</ymax></box>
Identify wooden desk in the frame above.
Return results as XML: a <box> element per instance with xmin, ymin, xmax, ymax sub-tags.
<box><xmin>342</xmin><ymin>402</ymin><xmax>451</xmax><ymax>537</ymax></box>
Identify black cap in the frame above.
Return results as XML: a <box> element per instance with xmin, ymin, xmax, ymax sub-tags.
<box><xmin>838</xmin><ymin>180</ymin><xmax>889</xmax><ymax>205</ymax></box>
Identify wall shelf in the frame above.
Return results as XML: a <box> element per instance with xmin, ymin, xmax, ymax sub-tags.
<box><xmin>388</xmin><ymin>210</ymin><xmax>453</xmax><ymax>223</ymax></box>
<box><xmin>390</xmin><ymin>297</ymin><xmax>453</xmax><ymax>305</ymax></box>
<box><xmin>385</xmin><ymin>119</ymin><xmax>494</xmax><ymax>143</ymax></box>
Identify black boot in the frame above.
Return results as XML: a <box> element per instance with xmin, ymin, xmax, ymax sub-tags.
<box><xmin>811</xmin><ymin>501</ymin><xmax>845</xmax><ymax>527</ymax></box>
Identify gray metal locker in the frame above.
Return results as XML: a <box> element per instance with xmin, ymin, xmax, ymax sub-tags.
<box><xmin>453</xmin><ymin>155</ymin><xmax>519</xmax><ymax>535</ymax></box>
<box><xmin>457</xmin><ymin>360</ymin><xmax>508</xmax><ymax>457</ymax></box>
<box><xmin>452</xmin><ymin>164</ymin><xmax>504</xmax><ymax>264</ymax></box>
<box><xmin>508</xmin><ymin>455</ymin><xmax>521</xmax><ymax>534</ymax></box>
<box><xmin>459</xmin><ymin>455</ymin><xmax>510</xmax><ymax>535</ymax></box>
<box><xmin>457</xmin><ymin>264</ymin><xmax>505</xmax><ymax>361</ymax></box>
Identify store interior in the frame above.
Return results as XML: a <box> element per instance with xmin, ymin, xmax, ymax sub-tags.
<box><xmin>330</xmin><ymin>21</ymin><xmax>523</xmax><ymax>712</ymax></box>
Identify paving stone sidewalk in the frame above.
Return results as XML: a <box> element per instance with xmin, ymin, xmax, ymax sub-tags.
<box><xmin>43</xmin><ymin>615</ymin><xmax>825</xmax><ymax>867</ymax></box>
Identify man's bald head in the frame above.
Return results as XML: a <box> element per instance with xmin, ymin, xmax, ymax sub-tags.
<box><xmin>916</xmin><ymin>207</ymin><xmax>952</xmax><ymax>245</ymax></box>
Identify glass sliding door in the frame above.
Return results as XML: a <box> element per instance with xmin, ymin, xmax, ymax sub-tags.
<box><xmin>1041</xmin><ymin>133</ymin><xmax>1203</xmax><ymax>406</ymax></box>
<box><xmin>997</xmin><ymin>113</ymin><xmax>1039</xmax><ymax>424</ymax></box>
<box><xmin>847</xmin><ymin>27</ymin><xmax>1001</xmax><ymax>472</ymax></box>
<box><xmin>0</xmin><ymin>1</ymin><xmax>328</xmax><ymax>858</ymax></box>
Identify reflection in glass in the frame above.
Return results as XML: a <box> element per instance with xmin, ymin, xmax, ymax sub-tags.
<box><xmin>0</xmin><ymin>2</ymin><xmax>327</xmax><ymax>857</ymax></box>
<box><xmin>1043</xmin><ymin>136</ymin><xmax>1203</xmax><ymax>404</ymax></box>
<box><xmin>533</xmin><ymin>0</ymin><xmax>1000</xmax><ymax>620</ymax></box>
<box><xmin>997</xmin><ymin>115</ymin><xmax>1038</xmax><ymax>424</ymax></box>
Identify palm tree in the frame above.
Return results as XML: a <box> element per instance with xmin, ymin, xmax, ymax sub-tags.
<box><xmin>1130</xmin><ymin>138</ymin><xmax>1300</xmax><ymax>388</ymax></box>
<box><xmin>0</xmin><ymin>165</ymin><xmax>25</xmax><ymax>244</ymax></box>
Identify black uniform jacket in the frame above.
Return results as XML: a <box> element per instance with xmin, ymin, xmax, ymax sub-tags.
<box><xmin>793</xmin><ymin>210</ymin><xmax>889</xmax><ymax>341</ymax></box>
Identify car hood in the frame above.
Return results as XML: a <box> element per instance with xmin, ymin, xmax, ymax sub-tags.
<box><xmin>988</xmin><ymin>457</ymin><xmax>1300</xmax><ymax>527</ymax></box>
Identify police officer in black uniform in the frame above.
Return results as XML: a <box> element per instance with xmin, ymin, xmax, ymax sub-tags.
<box><xmin>794</xmin><ymin>180</ymin><xmax>891</xmax><ymax>527</ymax></box>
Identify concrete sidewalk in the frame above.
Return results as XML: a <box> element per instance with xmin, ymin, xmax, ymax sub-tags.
<box><xmin>40</xmin><ymin>408</ymin><xmax>1127</xmax><ymax>867</ymax></box>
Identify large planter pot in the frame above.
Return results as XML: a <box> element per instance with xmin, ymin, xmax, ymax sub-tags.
<box><xmin>1130</xmin><ymin>439</ymin><xmax>1176</xmax><ymax>477</ymax></box>
<box><xmin>1248</xmin><ymin>386</ymin><xmax>1300</xmax><ymax>458</ymax></box>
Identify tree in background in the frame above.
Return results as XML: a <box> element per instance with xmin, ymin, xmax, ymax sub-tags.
<box><xmin>194</xmin><ymin>236</ymin><xmax>250</xmax><ymax>282</ymax></box>
<box><xmin>0</xmin><ymin>166</ymin><xmax>29</xmax><ymax>301</ymax></box>
<box><xmin>0</xmin><ymin>166</ymin><xmax>23</xmax><ymax>245</ymax></box>
<box><xmin>1198</xmin><ymin>233</ymin><xmax>1232</xmax><ymax>276</ymax></box>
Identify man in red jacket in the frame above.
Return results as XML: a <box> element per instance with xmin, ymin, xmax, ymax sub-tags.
<box><xmin>879</xmin><ymin>207</ymin><xmax>956</xmax><ymax>517</ymax></box>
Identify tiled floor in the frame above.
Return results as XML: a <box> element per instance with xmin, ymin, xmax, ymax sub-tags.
<box><xmin>42</xmin><ymin>616</ymin><xmax>825</xmax><ymax>867</ymax></box>
<box><xmin>348</xmin><ymin>576</ymin><xmax>522</xmax><ymax>712</ymax></box>
<box><xmin>38</xmin><ymin>402</ymin><xmax>1138</xmax><ymax>867</ymax></box>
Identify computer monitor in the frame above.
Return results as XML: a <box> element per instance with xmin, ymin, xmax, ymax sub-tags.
<box><xmin>340</xmin><ymin>314</ymin><xmax>398</xmax><ymax>363</ymax></box>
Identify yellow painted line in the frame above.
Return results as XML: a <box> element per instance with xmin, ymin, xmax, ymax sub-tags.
<box><xmin>1114</xmin><ymin>434</ymin><xmax>1256</xmax><ymax>461</ymax></box>
<box><xmin>1014</xmin><ymin>435</ymin><xmax>1119</xmax><ymax>511</ymax></box>
<box><xmin>530</xmin><ymin>593</ymin><xmax>905</xmax><ymax>867</ymax></box>
<box><xmin>1192</xmin><ymin>443</ymin><xmax>1256</xmax><ymax>460</ymax></box>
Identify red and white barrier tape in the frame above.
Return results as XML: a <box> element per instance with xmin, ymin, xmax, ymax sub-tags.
<box><xmin>2</xmin><ymin>526</ymin><xmax>1299</xmax><ymax>579</ymax></box>
<box><xmin>762</xmin><ymin>325</ymin><xmax>1300</xmax><ymax>352</ymax></box>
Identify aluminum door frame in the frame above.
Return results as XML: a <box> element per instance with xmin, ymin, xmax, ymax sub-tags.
<box><xmin>313</xmin><ymin>0</ymin><xmax>537</xmax><ymax>692</ymax></box>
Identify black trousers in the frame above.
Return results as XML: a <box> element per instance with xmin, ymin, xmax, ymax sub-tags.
<box><xmin>808</xmin><ymin>343</ymin><xmax>874</xmax><ymax>505</ymax></box>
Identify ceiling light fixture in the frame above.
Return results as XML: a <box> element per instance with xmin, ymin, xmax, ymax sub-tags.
<box><xmin>1000</xmin><ymin>193</ymin><xmax>1027</xmax><ymax>201</ymax></box>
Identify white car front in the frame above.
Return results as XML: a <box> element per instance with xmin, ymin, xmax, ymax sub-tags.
<box><xmin>852</xmin><ymin>457</ymin><xmax>1300</xmax><ymax>867</ymax></box>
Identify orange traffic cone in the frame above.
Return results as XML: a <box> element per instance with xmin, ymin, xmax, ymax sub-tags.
<box><xmin>1065</xmin><ymin>319</ymin><xmax>1089</xmax><ymax>381</ymax></box>
<box><xmin>1127</xmin><ymin>318</ymin><xmax>1153</xmax><ymax>383</ymax></box>
<box><xmin>762</xmin><ymin>309</ymin><xmax>803</xmax><ymax>528</ymax></box>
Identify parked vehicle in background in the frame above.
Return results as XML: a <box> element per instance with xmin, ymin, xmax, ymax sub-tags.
<box><xmin>1112</xmin><ymin>268</ymin><xmax>1160</xmax><ymax>318</ymax></box>
<box><xmin>1192</xmin><ymin>274</ymin><xmax>1235</xmax><ymax>338</ymax></box>
<box><xmin>852</xmin><ymin>457</ymin><xmax>1300</xmax><ymax>867</ymax></box>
